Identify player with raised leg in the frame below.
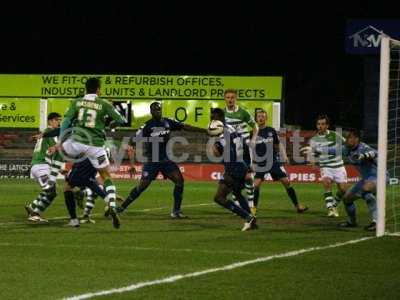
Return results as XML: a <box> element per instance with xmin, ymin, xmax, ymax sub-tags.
<box><xmin>57</xmin><ymin>77</ymin><xmax>126</xmax><ymax>229</ymax></box>
<box><xmin>36</xmin><ymin>122</ymin><xmax>110</xmax><ymax>226</ymax></box>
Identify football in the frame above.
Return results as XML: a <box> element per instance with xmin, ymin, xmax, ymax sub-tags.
<box><xmin>207</xmin><ymin>120</ymin><xmax>224</xmax><ymax>136</ymax></box>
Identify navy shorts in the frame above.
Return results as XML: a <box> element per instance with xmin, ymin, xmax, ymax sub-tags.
<box><xmin>141</xmin><ymin>160</ymin><xmax>181</xmax><ymax>181</ymax></box>
<box><xmin>67</xmin><ymin>159</ymin><xmax>97</xmax><ymax>188</ymax></box>
<box><xmin>255</xmin><ymin>163</ymin><xmax>287</xmax><ymax>181</ymax></box>
<box><xmin>219</xmin><ymin>165</ymin><xmax>248</xmax><ymax>193</ymax></box>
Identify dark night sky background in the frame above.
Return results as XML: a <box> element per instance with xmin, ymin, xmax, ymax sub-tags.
<box><xmin>0</xmin><ymin>1</ymin><xmax>395</xmax><ymax>130</ymax></box>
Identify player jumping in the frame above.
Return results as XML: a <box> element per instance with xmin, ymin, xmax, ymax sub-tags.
<box><xmin>56</xmin><ymin>77</ymin><xmax>126</xmax><ymax>229</ymax></box>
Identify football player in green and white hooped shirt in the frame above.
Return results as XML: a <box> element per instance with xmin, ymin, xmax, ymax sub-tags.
<box><xmin>224</xmin><ymin>88</ymin><xmax>259</xmax><ymax>215</ymax></box>
<box><xmin>309</xmin><ymin>114</ymin><xmax>347</xmax><ymax>217</ymax></box>
<box><xmin>25</xmin><ymin>112</ymin><xmax>64</xmax><ymax>222</ymax></box>
<box><xmin>57</xmin><ymin>77</ymin><xmax>126</xmax><ymax>229</ymax></box>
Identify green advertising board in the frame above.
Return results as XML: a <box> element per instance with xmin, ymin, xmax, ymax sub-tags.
<box><xmin>0</xmin><ymin>99</ymin><xmax>40</xmax><ymax>128</ymax></box>
<box><xmin>0</xmin><ymin>74</ymin><xmax>282</xmax><ymax>128</ymax></box>
<box><xmin>0</xmin><ymin>74</ymin><xmax>282</xmax><ymax>100</ymax></box>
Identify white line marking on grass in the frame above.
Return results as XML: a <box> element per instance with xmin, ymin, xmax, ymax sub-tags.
<box><xmin>386</xmin><ymin>232</ymin><xmax>400</xmax><ymax>237</ymax></box>
<box><xmin>0</xmin><ymin>203</ymin><xmax>213</xmax><ymax>226</ymax></box>
<box><xmin>0</xmin><ymin>242</ymin><xmax>265</xmax><ymax>256</ymax></box>
<box><xmin>63</xmin><ymin>236</ymin><xmax>374</xmax><ymax>300</ymax></box>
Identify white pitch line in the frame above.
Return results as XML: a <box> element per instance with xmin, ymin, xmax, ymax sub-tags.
<box><xmin>386</xmin><ymin>232</ymin><xmax>400</xmax><ymax>237</ymax></box>
<box><xmin>0</xmin><ymin>203</ymin><xmax>213</xmax><ymax>226</ymax></box>
<box><xmin>0</xmin><ymin>242</ymin><xmax>265</xmax><ymax>256</ymax></box>
<box><xmin>63</xmin><ymin>236</ymin><xmax>374</xmax><ymax>300</ymax></box>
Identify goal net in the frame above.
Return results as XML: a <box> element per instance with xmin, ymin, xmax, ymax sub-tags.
<box><xmin>377</xmin><ymin>35</ymin><xmax>400</xmax><ymax>236</ymax></box>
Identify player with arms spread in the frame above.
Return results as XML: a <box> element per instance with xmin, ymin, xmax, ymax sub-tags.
<box><xmin>57</xmin><ymin>77</ymin><xmax>126</xmax><ymax>229</ymax></box>
<box><xmin>117</xmin><ymin>101</ymin><xmax>206</xmax><ymax>218</ymax></box>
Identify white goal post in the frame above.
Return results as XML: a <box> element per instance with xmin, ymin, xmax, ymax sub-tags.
<box><xmin>377</xmin><ymin>35</ymin><xmax>400</xmax><ymax>237</ymax></box>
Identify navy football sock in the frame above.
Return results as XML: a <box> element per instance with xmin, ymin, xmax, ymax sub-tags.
<box><xmin>64</xmin><ymin>191</ymin><xmax>77</xmax><ymax>219</ymax></box>
<box><xmin>218</xmin><ymin>199</ymin><xmax>252</xmax><ymax>221</ymax></box>
<box><xmin>122</xmin><ymin>186</ymin><xmax>143</xmax><ymax>209</ymax></box>
<box><xmin>254</xmin><ymin>187</ymin><xmax>260</xmax><ymax>207</ymax></box>
<box><xmin>173</xmin><ymin>185</ymin><xmax>184</xmax><ymax>213</ymax></box>
<box><xmin>286</xmin><ymin>187</ymin><xmax>299</xmax><ymax>207</ymax></box>
<box><xmin>87</xmin><ymin>181</ymin><xmax>106</xmax><ymax>199</ymax></box>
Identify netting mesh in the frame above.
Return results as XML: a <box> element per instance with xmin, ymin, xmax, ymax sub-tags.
<box><xmin>386</xmin><ymin>39</ymin><xmax>400</xmax><ymax>233</ymax></box>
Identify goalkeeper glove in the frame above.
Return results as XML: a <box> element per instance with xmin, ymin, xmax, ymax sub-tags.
<box><xmin>351</xmin><ymin>153</ymin><xmax>365</xmax><ymax>161</ymax></box>
<box><xmin>352</xmin><ymin>151</ymin><xmax>375</xmax><ymax>161</ymax></box>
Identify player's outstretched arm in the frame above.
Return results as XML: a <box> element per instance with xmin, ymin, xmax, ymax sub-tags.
<box><xmin>352</xmin><ymin>145</ymin><xmax>377</xmax><ymax>161</ymax></box>
<box><xmin>300</xmin><ymin>144</ymin><xmax>345</xmax><ymax>156</ymax></box>
<box><xmin>182</xmin><ymin>124</ymin><xmax>207</xmax><ymax>133</ymax></box>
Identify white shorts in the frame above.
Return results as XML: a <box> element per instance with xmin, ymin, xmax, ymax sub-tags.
<box><xmin>62</xmin><ymin>138</ymin><xmax>110</xmax><ymax>169</ymax></box>
<box><xmin>30</xmin><ymin>164</ymin><xmax>50</xmax><ymax>188</ymax></box>
<box><xmin>320</xmin><ymin>166</ymin><xmax>347</xmax><ymax>184</ymax></box>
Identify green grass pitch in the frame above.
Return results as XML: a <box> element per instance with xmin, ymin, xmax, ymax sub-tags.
<box><xmin>0</xmin><ymin>179</ymin><xmax>399</xmax><ymax>300</ymax></box>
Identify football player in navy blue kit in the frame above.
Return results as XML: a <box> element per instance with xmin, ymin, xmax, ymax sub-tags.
<box><xmin>210</xmin><ymin>108</ymin><xmax>257</xmax><ymax>231</ymax></box>
<box><xmin>63</xmin><ymin>158</ymin><xmax>107</xmax><ymax>227</ymax></box>
<box><xmin>117</xmin><ymin>101</ymin><xmax>206</xmax><ymax>218</ymax></box>
<box><xmin>253</xmin><ymin>110</ymin><xmax>308</xmax><ymax>214</ymax></box>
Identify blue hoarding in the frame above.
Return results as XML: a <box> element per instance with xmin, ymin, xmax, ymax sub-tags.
<box><xmin>346</xmin><ymin>20</ymin><xmax>400</xmax><ymax>54</ymax></box>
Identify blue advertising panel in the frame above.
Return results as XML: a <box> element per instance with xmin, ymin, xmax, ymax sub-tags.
<box><xmin>346</xmin><ymin>20</ymin><xmax>400</xmax><ymax>54</ymax></box>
